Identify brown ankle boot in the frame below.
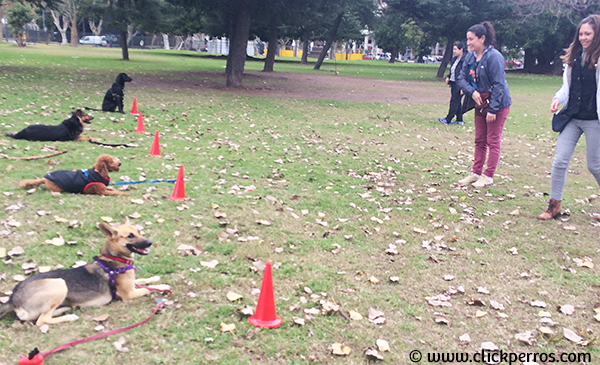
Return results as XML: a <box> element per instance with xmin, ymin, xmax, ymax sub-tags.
<box><xmin>538</xmin><ymin>199</ymin><xmax>561</xmax><ymax>220</ymax></box>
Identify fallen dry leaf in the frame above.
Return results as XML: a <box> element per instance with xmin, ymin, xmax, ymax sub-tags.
<box><xmin>559</xmin><ymin>304</ymin><xmax>575</xmax><ymax>315</ymax></box>
<box><xmin>563</xmin><ymin>327</ymin><xmax>583</xmax><ymax>343</ymax></box>
<box><xmin>459</xmin><ymin>333</ymin><xmax>471</xmax><ymax>343</ymax></box>
<box><xmin>44</xmin><ymin>236</ymin><xmax>65</xmax><ymax>246</ymax></box>
<box><xmin>214</xmin><ymin>211</ymin><xmax>227</xmax><ymax>218</ymax></box>
<box><xmin>93</xmin><ymin>314</ymin><xmax>110</xmax><ymax>322</ymax></box>
<box><xmin>7</xmin><ymin>246</ymin><xmax>24</xmax><ymax>257</ymax></box>
<box><xmin>226</xmin><ymin>291</ymin><xmax>243</xmax><ymax>302</ymax></box>
<box><xmin>238</xmin><ymin>306</ymin><xmax>254</xmax><ymax>316</ymax></box>
<box><xmin>131</xmin><ymin>199</ymin><xmax>144</xmax><ymax>205</ymax></box>
<box><xmin>293</xmin><ymin>317</ymin><xmax>305</xmax><ymax>326</ymax></box>
<box><xmin>200</xmin><ymin>260</ymin><xmax>219</xmax><ymax>269</ymax></box>
<box><xmin>530</xmin><ymin>300</ymin><xmax>547</xmax><ymax>308</ymax></box>
<box><xmin>331</xmin><ymin>343</ymin><xmax>351</xmax><ymax>356</ymax></box>
<box><xmin>515</xmin><ymin>331</ymin><xmax>535</xmax><ymax>345</ymax></box>
<box><xmin>256</xmin><ymin>219</ymin><xmax>271</xmax><ymax>226</ymax></box>
<box><xmin>349</xmin><ymin>310</ymin><xmax>363</xmax><ymax>321</ymax></box>
<box><xmin>364</xmin><ymin>346</ymin><xmax>384</xmax><ymax>360</ymax></box>
<box><xmin>220</xmin><ymin>322</ymin><xmax>236</xmax><ymax>333</ymax></box>
<box><xmin>376</xmin><ymin>339</ymin><xmax>390</xmax><ymax>352</ymax></box>
<box><xmin>113</xmin><ymin>336</ymin><xmax>129</xmax><ymax>352</ymax></box>
<box><xmin>481</xmin><ymin>341</ymin><xmax>498</xmax><ymax>351</ymax></box>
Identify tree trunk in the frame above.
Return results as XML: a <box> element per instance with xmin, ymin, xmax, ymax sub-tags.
<box><xmin>313</xmin><ymin>12</ymin><xmax>344</xmax><ymax>70</ymax></box>
<box><xmin>225</xmin><ymin>0</ymin><xmax>252</xmax><ymax>86</ymax></box>
<box><xmin>263</xmin><ymin>17</ymin><xmax>277</xmax><ymax>72</ymax></box>
<box><xmin>301</xmin><ymin>30</ymin><xmax>309</xmax><ymax>64</ymax></box>
<box><xmin>388</xmin><ymin>48</ymin><xmax>398</xmax><ymax>64</ymax></box>
<box><xmin>89</xmin><ymin>19</ymin><xmax>103</xmax><ymax>36</ymax></box>
<box><xmin>69</xmin><ymin>2</ymin><xmax>78</xmax><ymax>47</ymax></box>
<box><xmin>0</xmin><ymin>6</ymin><xmax>4</xmax><ymax>41</ymax></box>
<box><xmin>523</xmin><ymin>48</ymin><xmax>535</xmax><ymax>73</ymax></box>
<box><xmin>51</xmin><ymin>10</ymin><xmax>69</xmax><ymax>45</ymax></box>
<box><xmin>436</xmin><ymin>40</ymin><xmax>454</xmax><ymax>78</ymax></box>
<box><xmin>120</xmin><ymin>29</ymin><xmax>129</xmax><ymax>60</ymax></box>
<box><xmin>162</xmin><ymin>33</ymin><xmax>170</xmax><ymax>50</ymax></box>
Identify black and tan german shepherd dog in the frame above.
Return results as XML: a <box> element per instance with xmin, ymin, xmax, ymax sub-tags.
<box><xmin>5</xmin><ymin>109</ymin><xmax>95</xmax><ymax>142</ymax></box>
<box><xmin>0</xmin><ymin>220</ymin><xmax>169</xmax><ymax>326</ymax></box>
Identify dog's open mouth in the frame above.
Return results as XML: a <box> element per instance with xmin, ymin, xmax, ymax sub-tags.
<box><xmin>126</xmin><ymin>243</ymin><xmax>150</xmax><ymax>255</ymax></box>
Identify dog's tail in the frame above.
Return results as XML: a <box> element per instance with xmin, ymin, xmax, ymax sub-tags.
<box><xmin>0</xmin><ymin>302</ymin><xmax>14</xmax><ymax>319</ymax></box>
<box><xmin>84</xmin><ymin>107</ymin><xmax>101</xmax><ymax>111</ymax></box>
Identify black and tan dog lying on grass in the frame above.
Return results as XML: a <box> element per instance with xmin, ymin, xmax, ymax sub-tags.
<box><xmin>6</xmin><ymin>109</ymin><xmax>97</xmax><ymax>142</ymax></box>
<box><xmin>18</xmin><ymin>154</ymin><xmax>129</xmax><ymax>196</ymax></box>
<box><xmin>0</xmin><ymin>220</ymin><xmax>169</xmax><ymax>326</ymax></box>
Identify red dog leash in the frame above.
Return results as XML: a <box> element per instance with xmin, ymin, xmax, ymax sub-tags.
<box><xmin>18</xmin><ymin>285</ymin><xmax>172</xmax><ymax>365</ymax></box>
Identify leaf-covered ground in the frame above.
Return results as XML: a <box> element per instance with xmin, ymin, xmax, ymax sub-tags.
<box><xmin>0</xmin><ymin>44</ymin><xmax>599</xmax><ymax>364</ymax></box>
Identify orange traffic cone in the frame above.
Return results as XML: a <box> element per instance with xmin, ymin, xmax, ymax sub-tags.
<box><xmin>168</xmin><ymin>165</ymin><xmax>186</xmax><ymax>201</ymax></box>
<box><xmin>248</xmin><ymin>262</ymin><xmax>282</xmax><ymax>328</ymax></box>
<box><xmin>136</xmin><ymin>112</ymin><xmax>146</xmax><ymax>133</ymax></box>
<box><xmin>149</xmin><ymin>130</ymin><xmax>161</xmax><ymax>157</ymax></box>
<box><xmin>130</xmin><ymin>97</ymin><xmax>138</xmax><ymax>115</ymax></box>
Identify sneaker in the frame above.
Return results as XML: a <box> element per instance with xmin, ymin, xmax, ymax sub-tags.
<box><xmin>472</xmin><ymin>175</ymin><xmax>493</xmax><ymax>188</ymax></box>
<box><xmin>450</xmin><ymin>120</ymin><xmax>464</xmax><ymax>125</ymax></box>
<box><xmin>438</xmin><ymin>117</ymin><xmax>449</xmax><ymax>125</ymax></box>
<box><xmin>457</xmin><ymin>174</ymin><xmax>479</xmax><ymax>186</ymax></box>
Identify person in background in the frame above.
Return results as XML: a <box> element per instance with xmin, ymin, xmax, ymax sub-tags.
<box><xmin>439</xmin><ymin>42</ymin><xmax>466</xmax><ymax>125</ymax></box>
<box><xmin>538</xmin><ymin>15</ymin><xmax>600</xmax><ymax>220</ymax></box>
<box><xmin>456</xmin><ymin>21</ymin><xmax>512</xmax><ymax>188</ymax></box>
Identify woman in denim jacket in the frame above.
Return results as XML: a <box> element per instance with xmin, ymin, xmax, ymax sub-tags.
<box><xmin>456</xmin><ymin>22</ymin><xmax>512</xmax><ymax>188</ymax></box>
<box><xmin>538</xmin><ymin>15</ymin><xmax>600</xmax><ymax>220</ymax></box>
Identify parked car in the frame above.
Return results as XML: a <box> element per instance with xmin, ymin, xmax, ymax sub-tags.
<box><xmin>79</xmin><ymin>35</ymin><xmax>107</xmax><ymax>47</ymax></box>
<box><xmin>505</xmin><ymin>59</ymin><xmax>523</xmax><ymax>68</ymax></box>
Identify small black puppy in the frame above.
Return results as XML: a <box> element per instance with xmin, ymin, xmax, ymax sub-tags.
<box><xmin>101</xmin><ymin>73</ymin><xmax>133</xmax><ymax>113</ymax></box>
<box><xmin>6</xmin><ymin>109</ymin><xmax>95</xmax><ymax>142</ymax></box>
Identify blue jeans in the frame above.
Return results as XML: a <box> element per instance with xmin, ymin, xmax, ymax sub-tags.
<box><xmin>550</xmin><ymin>118</ymin><xmax>600</xmax><ymax>200</ymax></box>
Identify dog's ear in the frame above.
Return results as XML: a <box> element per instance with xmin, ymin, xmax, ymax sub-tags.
<box><xmin>95</xmin><ymin>154</ymin><xmax>111</xmax><ymax>177</ymax></box>
<box><xmin>98</xmin><ymin>222</ymin><xmax>117</xmax><ymax>237</ymax></box>
<box><xmin>74</xmin><ymin>109</ymin><xmax>84</xmax><ymax>118</ymax></box>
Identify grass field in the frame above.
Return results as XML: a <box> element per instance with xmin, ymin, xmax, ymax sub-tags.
<box><xmin>0</xmin><ymin>42</ymin><xmax>599</xmax><ymax>365</ymax></box>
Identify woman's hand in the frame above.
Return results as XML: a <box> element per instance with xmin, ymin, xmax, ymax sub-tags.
<box><xmin>445</xmin><ymin>77</ymin><xmax>450</xmax><ymax>85</ymax></box>
<box><xmin>472</xmin><ymin>90</ymin><xmax>482</xmax><ymax>106</ymax></box>
<box><xmin>486</xmin><ymin>112</ymin><xmax>496</xmax><ymax>123</ymax></box>
<box><xmin>550</xmin><ymin>98</ymin><xmax>560</xmax><ymax>113</ymax></box>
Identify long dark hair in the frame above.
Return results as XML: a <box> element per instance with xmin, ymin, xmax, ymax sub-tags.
<box><xmin>561</xmin><ymin>14</ymin><xmax>600</xmax><ymax>69</ymax></box>
<box><xmin>467</xmin><ymin>21</ymin><xmax>497</xmax><ymax>49</ymax></box>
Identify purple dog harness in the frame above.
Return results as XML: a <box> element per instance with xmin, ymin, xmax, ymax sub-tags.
<box><xmin>93</xmin><ymin>256</ymin><xmax>134</xmax><ymax>299</ymax></box>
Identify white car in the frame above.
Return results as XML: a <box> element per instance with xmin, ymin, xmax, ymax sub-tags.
<box><xmin>79</xmin><ymin>36</ymin><xmax>107</xmax><ymax>47</ymax></box>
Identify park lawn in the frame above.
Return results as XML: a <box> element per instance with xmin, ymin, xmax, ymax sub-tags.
<box><xmin>0</xmin><ymin>43</ymin><xmax>598</xmax><ymax>364</ymax></box>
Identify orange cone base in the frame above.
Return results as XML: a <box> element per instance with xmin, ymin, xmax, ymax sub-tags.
<box><xmin>248</xmin><ymin>315</ymin><xmax>282</xmax><ymax>328</ymax></box>
<box><xmin>168</xmin><ymin>195</ymin><xmax>186</xmax><ymax>201</ymax></box>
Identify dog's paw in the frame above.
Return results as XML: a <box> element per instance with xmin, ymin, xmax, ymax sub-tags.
<box><xmin>149</xmin><ymin>284</ymin><xmax>171</xmax><ymax>291</ymax></box>
<box><xmin>64</xmin><ymin>314</ymin><xmax>79</xmax><ymax>322</ymax></box>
